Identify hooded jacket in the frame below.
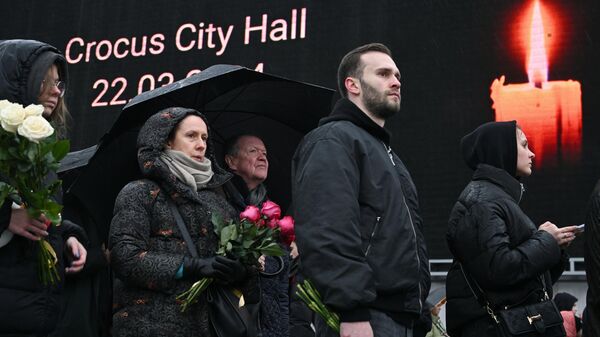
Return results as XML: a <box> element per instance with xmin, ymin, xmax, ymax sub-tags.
<box><xmin>0</xmin><ymin>39</ymin><xmax>68</xmax><ymax>106</ymax></box>
<box><xmin>292</xmin><ymin>98</ymin><xmax>430</xmax><ymax>325</ymax></box>
<box><xmin>0</xmin><ymin>39</ymin><xmax>84</xmax><ymax>335</ymax></box>
<box><xmin>109</xmin><ymin>107</ymin><xmax>236</xmax><ymax>337</ymax></box>
<box><xmin>445</xmin><ymin>121</ymin><xmax>566</xmax><ymax>336</ymax></box>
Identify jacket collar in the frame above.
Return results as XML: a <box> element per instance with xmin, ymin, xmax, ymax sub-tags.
<box><xmin>319</xmin><ymin>98</ymin><xmax>391</xmax><ymax>145</ymax></box>
<box><xmin>473</xmin><ymin>164</ymin><xmax>524</xmax><ymax>203</ymax></box>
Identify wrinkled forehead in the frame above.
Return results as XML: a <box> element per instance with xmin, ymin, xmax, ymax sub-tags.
<box><xmin>237</xmin><ymin>135</ymin><xmax>266</xmax><ymax>149</ymax></box>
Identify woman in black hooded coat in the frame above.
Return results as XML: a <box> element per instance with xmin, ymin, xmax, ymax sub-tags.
<box><xmin>0</xmin><ymin>39</ymin><xmax>87</xmax><ymax>336</ymax></box>
<box><xmin>445</xmin><ymin>121</ymin><xmax>579</xmax><ymax>337</ymax></box>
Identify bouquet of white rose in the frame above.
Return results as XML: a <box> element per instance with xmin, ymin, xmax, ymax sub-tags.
<box><xmin>0</xmin><ymin>100</ymin><xmax>70</xmax><ymax>285</ymax></box>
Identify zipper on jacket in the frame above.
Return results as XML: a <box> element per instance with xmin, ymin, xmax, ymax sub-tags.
<box><xmin>365</xmin><ymin>216</ymin><xmax>381</xmax><ymax>256</ymax></box>
<box><xmin>402</xmin><ymin>197</ymin><xmax>423</xmax><ymax>312</ymax></box>
<box><xmin>382</xmin><ymin>143</ymin><xmax>395</xmax><ymax>166</ymax></box>
<box><xmin>381</xmin><ymin>141</ymin><xmax>422</xmax><ymax>312</ymax></box>
<box><xmin>519</xmin><ymin>183</ymin><xmax>525</xmax><ymax>203</ymax></box>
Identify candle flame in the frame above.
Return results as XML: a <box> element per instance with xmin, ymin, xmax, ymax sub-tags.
<box><xmin>527</xmin><ymin>1</ymin><xmax>548</xmax><ymax>87</ymax></box>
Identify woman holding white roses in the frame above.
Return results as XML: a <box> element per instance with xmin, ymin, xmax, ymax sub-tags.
<box><xmin>0</xmin><ymin>39</ymin><xmax>88</xmax><ymax>336</ymax></box>
<box><xmin>109</xmin><ymin>107</ymin><xmax>258</xmax><ymax>337</ymax></box>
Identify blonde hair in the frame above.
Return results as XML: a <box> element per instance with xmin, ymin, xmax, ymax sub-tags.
<box><xmin>48</xmin><ymin>95</ymin><xmax>70</xmax><ymax>139</ymax></box>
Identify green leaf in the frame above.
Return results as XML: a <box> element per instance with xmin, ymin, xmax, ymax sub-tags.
<box><xmin>8</xmin><ymin>147</ymin><xmax>21</xmax><ymax>159</ymax></box>
<box><xmin>242</xmin><ymin>239</ymin><xmax>253</xmax><ymax>249</ymax></box>
<box><xmin>211</xmin><ymin>212</ymin><xmax>224</xmax><ymax>231</ymax></box>
<box><xmin>0</xmin><ymin>183</ymin><xmax>15</xmax><ymax>209</ymax></box>
<box><xmin>52</xmin><ymin>140</ymin><xmax>70</xmax><ymax>161</ymax></box>
<box><xmin>220</xmin><ymin>225</ymin><xmax>233</xmax><ymax>246</ymax></box>
<box><xmin>230</xmin><ymin>225</ymin><xmax>238</xmax><ymax>241</ymax></box>
<box><xmin>260</xmin><ymin>243</ymin><xmax>284</xmax><ymax>256</ymax></box>
<box><xmin>17</xmin><ymin>162</ymin><xmax>32</xmax><ymax>172</ymax></box>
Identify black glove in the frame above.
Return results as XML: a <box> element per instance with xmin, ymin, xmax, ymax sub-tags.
<box><xmin>183</xmin><ymin>256</ymin><xmax>246</xmax><ymax>283</ymax></box>
<box><xmin>240</xmin><ymin>265</ymin><xmax>261</xmax><ymax>304</ymax></box>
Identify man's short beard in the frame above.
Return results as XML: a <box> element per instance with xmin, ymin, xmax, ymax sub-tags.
<box><xmin>360</xmin><ymin>79</ymin><xmax>400</xmax><ymax>120</ymax></box>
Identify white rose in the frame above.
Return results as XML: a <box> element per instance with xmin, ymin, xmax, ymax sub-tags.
<box><xmin>0</xmin><ymin>102</ymin><xmax>25</xmax><ymax>133</ymax></box>
<box><xmin>0</xmin><ymin>100</ymin><xmax>12</xmax><ymax>111</ymax></box>
<box><xmin>23</xmin><ymin>104</ymin><xmax>44</xmax><ymax>117</ymax></box>
<box><xmin>17</xmin><ymin>115</ymin><xmax>54</xmax><ymax>142</ymax></box>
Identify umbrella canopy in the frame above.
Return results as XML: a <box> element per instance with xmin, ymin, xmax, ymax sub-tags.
<box><xmin>58</xmin><ymin>145</ymin><xmax>98</xmax><ymax>173</ymax></box>
<box><xmin>67</xmin><ymin>64</ymin><xmax>335</xmax><ymax>244</ymax></box>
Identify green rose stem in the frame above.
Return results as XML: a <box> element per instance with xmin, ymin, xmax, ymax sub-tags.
<box><xmin>37</xmin><ymin>238</ymin><xmax>60</xmax><ymax>285</ymax></box>
<box><xmin>176</xmin><ymin>277</ymin><xmax>213</xmax><ymax>312</ymax></box>
<box><xmin>296</xmin><ymin>280</ymin><xmax>340</xmax><ymax>333</ymax></box>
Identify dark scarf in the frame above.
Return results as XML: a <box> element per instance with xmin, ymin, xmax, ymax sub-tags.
<box><xmin>226</xmin><ymin>174</ymin><xmax>268</xmax><ymax>211</ymax></box>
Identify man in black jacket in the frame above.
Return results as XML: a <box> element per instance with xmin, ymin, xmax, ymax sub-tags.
<box><xmin>292</xmin><ymin>43</ymin><xmax>430</xmax><ymax>337</ymax></box>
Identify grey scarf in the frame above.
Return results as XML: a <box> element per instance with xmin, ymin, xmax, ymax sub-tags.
<box><xmin>160</xmin><ymin>149</ymin><xmax>214</xmax><ymax>191</ymax></box>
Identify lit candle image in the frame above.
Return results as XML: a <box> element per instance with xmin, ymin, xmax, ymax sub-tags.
<box><xmin>490</xmin><ymin>0</ymin><xmax>582</xmax><ymax>167</ymax></box>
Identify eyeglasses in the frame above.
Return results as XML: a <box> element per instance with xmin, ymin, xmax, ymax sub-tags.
<box><xmin>40</xmin><ymin>79</ymin><xmax>66</xmax><ymax>97</ymax></box>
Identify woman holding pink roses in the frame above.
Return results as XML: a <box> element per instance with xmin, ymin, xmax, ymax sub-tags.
<box><xmin>0</xmin><ymin>39</ymin><xmax>88</xmax><ymax>336</ymax></box>
<box><xmin>109</xmin><ymin>107</ymin><xmax>257</xmax><ymax>337</ymax></box>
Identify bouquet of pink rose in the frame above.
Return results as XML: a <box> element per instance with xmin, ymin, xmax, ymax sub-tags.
<box><xmin>176</xmin><ymin>200</ymin><xmax>295</xmax><ymax>312</ymax></box>
<box><xmin>0</xmin><ymin>100</ymin><xmax>70</xmax><ymax>285</ymax></box>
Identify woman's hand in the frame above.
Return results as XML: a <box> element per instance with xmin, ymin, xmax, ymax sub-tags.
<box><xmin>65</xmin><ymin>236</ymin><xmax>87</xmax><ymax>274</ymax></box>
<box><xmin>8</xmin><ymin>208</ymin><xmax>48</xmax><ymax>241</ymax></box>
<box><xmin>538</xmin><ymin>222</ymin><xmax>577</xmax><ymax>247</ymax></box>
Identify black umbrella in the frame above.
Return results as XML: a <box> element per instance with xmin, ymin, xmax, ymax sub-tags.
<box><xmin>67</xmin><ymin>64</ymin><xmax>335</xmax><ymax>244</ymax></box>
<box><xmin>58</xmin><ymin>145</ymin><xmax>98</xmax><ymax>173</ymax></box>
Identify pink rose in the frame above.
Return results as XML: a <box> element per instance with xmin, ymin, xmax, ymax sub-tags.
<box><xmin>278</xmin><ymin>216</ymin><xmax>295</xmax><ymax>236</ymax></box>
<box><xmin>240</xmin><ymin>205</ymin><xmax>261</xmax><ymax>222</ymax></box>
<box><xmin>261</xmin><ymin>200</ymin><xmax>281</xmax><ymax>220</ymax></box>
<box><xmin>278</xmin><ymin>215</ymin><xmax>295</xmax><ymax>245</ymax></box>
<box><xmin>266</xmin><ymin>218</ymin><xmax>279</xmax><ymax>229</ymax></box>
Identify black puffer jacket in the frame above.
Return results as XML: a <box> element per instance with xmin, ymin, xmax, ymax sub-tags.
<box><xmin>446</xmin><ymin>121</ymin><xmax>566</xmax><ymax>336</ymax></box>
<box><xmin>109</xmin><ymin>108</ymin><xmax>236</xmax><ymax>337</ymax></box>
<box><xmin>292</xmin><ymin>98</ymin><xmax>430</xmax><ymax>324</ymax></box>
<box><xmin>0</xmin><ymin>39</ymin><xmax>85</xmax><ymax>335</ymax></box>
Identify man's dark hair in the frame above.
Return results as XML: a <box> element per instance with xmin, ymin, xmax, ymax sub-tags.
<box><xmin>337</xmin><ymin>43</ymin><xmax>392</xmax><ymax>98</ymax></box>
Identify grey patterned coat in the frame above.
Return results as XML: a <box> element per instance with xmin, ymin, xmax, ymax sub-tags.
<box><xmin>109</xmin><ymin>108</ymin><xmax>236</xmax><ymax>337</ymax></box>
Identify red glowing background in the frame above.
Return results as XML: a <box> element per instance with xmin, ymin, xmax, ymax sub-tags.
<box><xmin>492</xmin><ymin>0</ymin><xmax>582</xmax><ymax>168</ymax></box>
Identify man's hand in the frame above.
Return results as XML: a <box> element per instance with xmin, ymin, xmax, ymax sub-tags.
<box><xmin>339</xmin><ymin>321</ymin><xmax>373</xmax><ymax>337</ymax></box>
<box><xmin>65</xmin><ymin>237</ymin><xmax>87</xmax><ymax>274</ymax></box>
<box><xmin>290</xmin><ymin>241</ymin><xmax>299</xmax><ymax>259</ymax></box>
<box><xmin>8</xmin><ymin>208</ymin><xmax>48</xmax><ymax>241</ymax></box>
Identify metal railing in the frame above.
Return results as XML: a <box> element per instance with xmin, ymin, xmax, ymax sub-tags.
<box><xmin>429</xmin><ymin>257</ymin><xmax>586</xmax><ymax>278</ymax></box>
